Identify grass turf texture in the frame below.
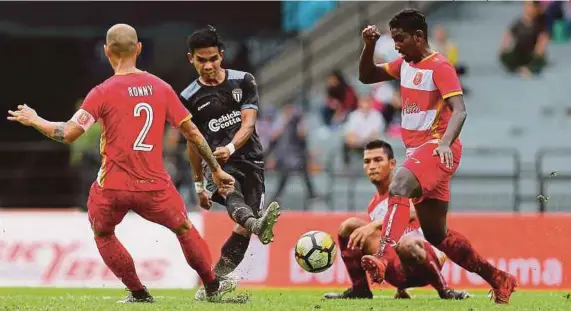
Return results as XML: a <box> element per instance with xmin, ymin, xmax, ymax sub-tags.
<box><xmin>0</xmin><ymin>288</ymin><xmax>569</xmax><ymax>311</ymax></box>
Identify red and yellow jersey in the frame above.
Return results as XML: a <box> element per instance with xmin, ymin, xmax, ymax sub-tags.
<box><xmin>72</xmin><ymin>72</ymin><xmax>191</xmax><ymax>191</ymax></box>
<box><xmin>383</xmin><ymin>52</ymin><xmax>463</xmax><ymax>149</ymax></box>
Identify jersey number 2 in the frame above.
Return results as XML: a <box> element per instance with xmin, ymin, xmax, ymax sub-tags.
<box><xmin>133</xmin><ymin>102</ymin><xmax>154</xmax><ymax>151</ymax></box>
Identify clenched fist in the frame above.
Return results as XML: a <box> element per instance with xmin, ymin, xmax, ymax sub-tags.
<box><xmin>362</xmin><ymin>25</ymin><xmax>381</xmax><ymax>46</ymax></box>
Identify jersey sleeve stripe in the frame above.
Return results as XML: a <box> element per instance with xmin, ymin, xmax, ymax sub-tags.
<box><xmin>383</xmin><ymin>63</ymin><xmax>398</xmax><ymax>78</ymax></box>
<box><xmin>180</xmin><ymin>81</ymin><xmax>201</xmax><ymax>100</ymax></box>
<box><xmin>241</xmin><ymin>104</ymin><xmax>258</xmax><ymax>111</ymax></box>
<box><xmin>177</xmin><ymin>114</ymin><xmax>192</xmax><ymax>127</ymax></box>
<box><xmin>442</xmin><ymin>90</ymin><xmax>463</xmax><ymax>99</ymax></box>
<box><xmin>228</xmin><ymin>69</ymin><xmax>247</xmax><ymax>80</ymax></box>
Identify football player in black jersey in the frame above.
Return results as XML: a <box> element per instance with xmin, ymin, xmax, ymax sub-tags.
<box><xmin>179</xmin><ymin>26</ymin><xmax>281</xmax><ymax>300</ymax></box>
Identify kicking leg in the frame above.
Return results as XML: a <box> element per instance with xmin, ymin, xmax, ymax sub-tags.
<box><xmin>217</xmin><ymin>179</ymin><xmax>280</xmax><ymax>245</ymax></box>
<box><xmin>324</xmin><ymin>217</ymin><xmax>372</xmax><ymax>299</ymax></box>
<box><xmin>416</xmin><ymin>199</ymin><xmax>518</xmax><ymax>304</ymax></box>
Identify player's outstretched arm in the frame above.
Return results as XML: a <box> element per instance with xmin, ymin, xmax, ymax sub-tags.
<box><xmin>7</xmin><ymin>104</ymin><xmax>84</xmax><ymax>144</ymax></box>
<box><xmin>359</xmin><ymin>25</ymin><xmax>395</xmax><ymax>84</ymax></box>
<box><xmin>179</xmin><ymin>120</ymin><xmax>221</xmax><ymax>173</ymax></box>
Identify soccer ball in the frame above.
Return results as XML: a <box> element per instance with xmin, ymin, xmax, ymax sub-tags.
<box><xmin>294</xmin><ymin>230</ymin><xmax>337</xmax><ymax>273</ymax></box>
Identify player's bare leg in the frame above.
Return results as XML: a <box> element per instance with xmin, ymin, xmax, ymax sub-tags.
<box><xmin>361</xmin><ymin>167</ymin><xmax>420</xmax><ymax>283</ymax></box>
<box><xmin>396</xmin><ymin>237</ymin><xmax>470</xmax><ymax>300</ymax></box>
<box><xmin>324</xmin><ymin>218</ymin><xmax>373</xmax><ymax>299</ymax></box>
<box><xmin>415</xmin><ymin>199</ymin><xmax>518</xmax><ymax>304</ymax></box>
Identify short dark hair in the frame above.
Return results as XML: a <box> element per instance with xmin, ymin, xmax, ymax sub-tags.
<box><xmin>187</xmin><ymin>25</ymin><xmax>224</xmax><ymax>53</ymax></box>
<box><xmin>364</xmin><ymin>139</ymin><xmax>394</xmax><ymax>159</ymax></box>
<box><xmin>389</xmin><ymin>9</ymin><xmax>428</xmax><ymax>39</ymax></box>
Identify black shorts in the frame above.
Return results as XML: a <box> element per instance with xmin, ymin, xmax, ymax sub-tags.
<box><xmin>204</xmin><ymin>160</ymin><xmax>265</xmax><ymax>218</ymax></box>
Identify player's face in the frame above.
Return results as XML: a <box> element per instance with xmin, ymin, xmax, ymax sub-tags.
<box><xmin>390</xmin><ymin>28</ymin><xmax>423</xmax><ymax>62</ymax></box>
<box><xmin>363</xmin><ymin>148</ymin><xmax>395</xmax><ymax>185</ymax></box>
<box><xmin>189</xmin><ymin>47</ymin><xmax>224</xmax><ymax>80</ymax></box>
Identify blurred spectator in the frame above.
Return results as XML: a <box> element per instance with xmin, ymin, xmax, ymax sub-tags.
<box><xmin>69</xmin><ymin>98</ymin><xmax>101</xmax><ymax>209</ymax></box>
<box><xmin>256</xmin><ymin>105</ymin><xmax>277</xmax><ymax>151</ymax></box>
<box><xmin>342</xmin><ymin>95</ymin><xmax>384</xmax><ymax>166</ymax></box>
<box><xmin>321</xmin><ymin>69</ymin><xmax>358</xmax><ymax>128</ymax></box>
<box><xmin>500</xmin><ymin>1</ymin><xmax>549</xmax><ymax>78</ymax></box>
<box><xmin>266</xmin><ymin>103</ymin><xmax>317</xmax><ymax>203</ymax></box>
<box><xmin>431</xmin><ymin>25</ymin><xmax>467</xmax><ymax>75</ymax></box>
<box><xmin>430</xmin><ymin>25</ymin><xmax>469</xmax><ymax>94</ymax></box>
<box><xmin>542</xmin><ymin>1</ymin><xmax>564</xmax><ymax>37</ymax></box>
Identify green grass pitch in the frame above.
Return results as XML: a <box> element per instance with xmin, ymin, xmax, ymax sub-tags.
<box><xmin>0</xmin><ymin>287</ymin><xmax>569</xmax><ymax>311</ymax></box>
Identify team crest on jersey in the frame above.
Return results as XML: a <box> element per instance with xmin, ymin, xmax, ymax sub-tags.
<box><xmin>77</xmin><ymin>111</ymin><xmax>90</xmax><ymax>126</ymax></box>
<box><xmin>413</xmin><ymin>71</ymin><xmax>424</xmax><ymax>86</ymax></box>
<box><xmin>232</xmin><ymin>88</ymin><xmax>243</xmax><ymax>102</ymax></box>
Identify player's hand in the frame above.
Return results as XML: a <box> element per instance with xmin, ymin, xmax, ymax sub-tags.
<box><xmin>212</xmin><ymin>169</ymin><xmax>235</xmax><ymax>190</ymax></box>
<box><xmin>217</xmin><ymin>182</ymin><xmax>235</xmax><ymax>199</ymax></box>
<box><xmin>7</xmin><ymin>104</ymin><xmax>38</xmax><ymax>126</ymax></box>
<box><xmin>433</xmin><ymin>143</ymin><xmax>454</xmax><ymax>169</ymax></box>
<box><xmin>197</xmin><ymin>190</ymin><xmax>212</xmax><ymax>210</ymax></box>
<box><xmin>348</xmin><ymin>223</ymin><xmax>377</xmax><ymax>250</ymax></box>
<box><xmin>213</xmin><ymin>146</ymin><xmax>231</xmax><ymax>164</ymax></box>
<box><xmin>362</xmin><ymin>25</ymin><xmax>381</xmax><ymax>46</ymax></box>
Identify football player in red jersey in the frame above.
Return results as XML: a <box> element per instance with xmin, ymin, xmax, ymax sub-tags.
<box><xmin>324</xmin><ymin>140</ymin><xmax>470</xmax><ymax>300</ymax></box>
<box><xmin>358</xmin><ymin>9</ymin><xmax>517</xmax><ymax>304</ymax></box>
<box><xmin>8</xmin><ymin>24</ymin><xmax>237</xmax><ymax>303</ymax></box>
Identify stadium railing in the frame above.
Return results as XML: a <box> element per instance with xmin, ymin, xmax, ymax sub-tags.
<box><xmin>2</xmin><ymin>142</ymin><xmax>565</xmax><ymax>213</ymax></box>
<box><xmin>323</xmin><ymin>146</ymin><xmax>529</xmax><ymax>213</ymax></box>
<box><xmin>535</xmin><ymin>147</ymin><xmax>571</xmax><ymax>213</ymax></box>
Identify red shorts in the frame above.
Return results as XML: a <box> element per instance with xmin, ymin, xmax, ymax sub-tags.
<box><xmin>87</xmin><ymin>182</ymin><xmax>188</xmax><ymax>233</ymax></box>
<box><xmin>403</xmin><ymin>140</ymin><xmax>462</xmax><ymax>203</ymax></box>
<box><xmin>385</xmin><ymin>241</ymin><xmax>444</xmax><ymax>289</ymax></box>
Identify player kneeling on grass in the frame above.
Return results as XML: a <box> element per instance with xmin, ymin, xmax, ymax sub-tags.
<box><xmin>324</xmin><ymin>140</ymin><xmax>470</xmax><ymax>300</ymax></box>
<box><xmin>8</xmin><ymin>24</ymin><xmax>237</xmax><ymax>304</ymax></box>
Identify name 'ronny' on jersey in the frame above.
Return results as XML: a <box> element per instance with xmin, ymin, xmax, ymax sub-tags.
<box><xmin>179</xmin><ymin>69</ymin><xmax>264</xmax><ymax>163</ymax></box>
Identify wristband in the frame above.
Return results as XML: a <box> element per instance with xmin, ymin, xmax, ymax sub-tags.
<box><xmin>195</xmin><ymin>181</ymin><xmax>205</xmax><ymax>193</ymax></box>
<box><xmin>225</xmin><ymin>142</ymin><xmax>236</xmax><ymax>155</ymax></box>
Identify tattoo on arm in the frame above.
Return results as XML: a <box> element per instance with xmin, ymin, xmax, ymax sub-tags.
<box><xmin>194</xmin><ymin>138</ymin><xmax>220</xmax><ymax>172</ymax></box>
<box><xmin>32</xmin><ymin>121</ymin><xmax>66</xmax><ymax>143</ymax></box>
<box><xmin>52</xmin><ymin>123</ymin><xmax>65</xmax><ymax>142</ymax></box>
<box><xmin>180</xmin><ymin>120</ymin><xmax>221</xmax><ymax>172</ymax></box>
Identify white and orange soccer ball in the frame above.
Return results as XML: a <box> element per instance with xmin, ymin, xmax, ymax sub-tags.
<box><xmin>294</xmin><ymin>230</ymin><xmax>337</xmax><ymax>273</ymax></box>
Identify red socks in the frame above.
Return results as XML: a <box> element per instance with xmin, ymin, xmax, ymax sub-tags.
<box><xmin>177</xmin><ymin>226</ymin><xmax>216</xmax><ymax>285</ymax></box>
<box><xmin>338</xmin><ymin>234</ymin><xmax>369</xmax><ymax>291</ymax></box>
<box><xmin>95</xmin><ymin>234</ymin><xmax>144</xmax><ymax>291</ymax></box>
<box><xmin>436</xmin><ymin>229</ymin><xmax>499</xmax><ymax>286</ymax></box>
<box><xmin>378</xmin><ymin>196</ymin><xmax>410</xmax><ymax>257</ymax></box>
<box><xmin>95</xmin><ymin>227</ymin><xmax>216</xmax><ymax>291</ymax></box>
<box><xmin>419</xmin><ymin>243</ymin><xmax>448</xmax><ymax>292</ymax></box>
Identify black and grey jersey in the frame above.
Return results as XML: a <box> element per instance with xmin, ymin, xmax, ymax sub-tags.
<box><xmin>180</xmin><ymin>69</ymin><xmax>263</xmax><ymax>163</ymax></box>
